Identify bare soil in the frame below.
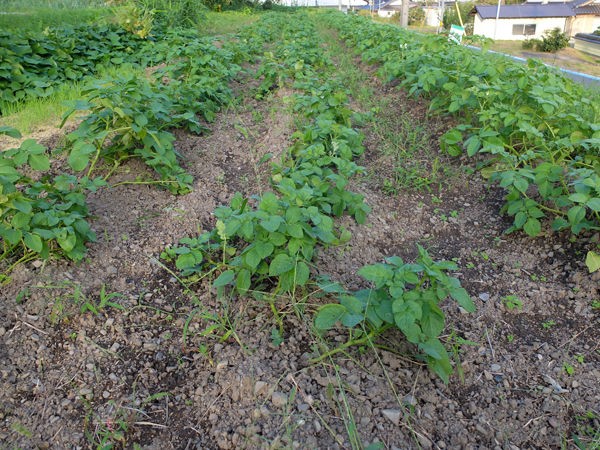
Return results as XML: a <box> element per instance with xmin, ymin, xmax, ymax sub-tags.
<box><xmin>1</xmin><ymin>68</ymin><xmax>599</xmax><ymax>450</ymax></box>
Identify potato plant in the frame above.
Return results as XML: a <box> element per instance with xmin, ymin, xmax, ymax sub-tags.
<box><xmin>326</xmin><ymin>12</ymin><xmax>600</xmax><ymax>269</ymax></box>
<box><xmin>164</xmin><ymin>13</ymin><xmax>473</xmax><ymax>382</ymax></box>
<box><xmin>0</xmin><ymin>127</ymin><xmax>99</xmax><ymax>282</ymax></box>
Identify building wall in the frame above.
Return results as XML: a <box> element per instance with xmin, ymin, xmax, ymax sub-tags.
<box><xmin>569</xmin><ymin>15</ymin><xmax>600</xmax><ymax>35</ymax></box>
<box><xmin>473</xmin><ymin>15</ymin><xmax>567</xmax><ymax>40</ymax></box>
<box><xmin>423</xmin><ymin>6</ymin><xmax>441</xmax><ymax>27</ymax></box>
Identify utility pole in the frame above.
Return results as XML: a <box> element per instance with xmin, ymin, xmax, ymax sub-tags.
<box><xmin>493</xmin><ymin>0</ymin><xmax>501</xmax><ymax>40</ymax></box>
<box><xmin>401</xmin><ymin>0</ymin><xmax>409</xmax><ymax>27</ymax></box>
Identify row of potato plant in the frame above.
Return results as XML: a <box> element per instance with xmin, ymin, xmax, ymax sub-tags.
<box><xmin>62</xmin><ymin>29</ymin><xmax>255</xmax><ymax>194</ymax></box>
<box><xmin>0</xmin><ymin>25</ymin><xmax>263</xmax><ymax>279</ymax></box>
<box><xmin>325</xmin><ymin>12</ymin><xmax>600</xmax><ymax>268</ymax></box>
<box><xmin>162</xmin><ymin>12</ymin><xmax>475</xmax><ymax>382</ymax></box>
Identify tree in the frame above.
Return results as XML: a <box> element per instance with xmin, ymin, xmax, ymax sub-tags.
<box><xmin>408</xmin><ymin>6</ymin><xmax>425</xmax><ymax>26</ymax></box>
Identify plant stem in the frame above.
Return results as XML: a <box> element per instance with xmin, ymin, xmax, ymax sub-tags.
<box><xmin>309</xmin><ymin>325</ymin><xmax>391</xmax><ymax>364</ymax></box>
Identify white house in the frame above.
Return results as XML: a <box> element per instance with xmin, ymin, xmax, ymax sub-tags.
<box><xmin>472</xmin><ymin>0</ymin><xmax>600</xmax><ymax>40</ymax></box>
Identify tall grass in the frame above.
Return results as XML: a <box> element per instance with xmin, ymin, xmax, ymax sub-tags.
<box><xmin>0</xmin><ymin>64</ymin><xmax>145</xmax><ymax>134</ymax></box>
<box><xmin>0</xmin><ymin>0</ymin><xmax>112</xmax><ymax>32</ymax></box>
<box><xmin>0</xmin><ymin>8</ymin><xmax>111</xmax><ymax>32</ymax></box>
<box><xmin>204</xmin><ymin>10</ymin><xmax>260</xmax><ymax>34</ymax></box>
<box><xmin>0</xmin><ymin>0</ymin><xmax>107</xmax><ymax>9</ymax></box>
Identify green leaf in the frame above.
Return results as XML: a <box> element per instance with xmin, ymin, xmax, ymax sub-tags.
<box><xmin>287</xmin><ymin>223</ymin><xmax>303</xmax><ymax>238</ymax></box>
<box><xmin>260</xmin><ymin>215</ymin><xmax>283</xmax><ymax>232</ymax></box>
<box><xmin>176</xmin><ymin>252</ymin><xmax>199</xmax><ymax>270</ymax></box>
<box><xmin>68</xmin><ymin>142</ymin><xmax>96</xmax><ymax>172</ymax></box>
<box><xmin>586</xmin><ymin>198</ymin><xmax>600</xmax><ymax>212</ymax></box>
<box><xmin>295</xmin><ymin>261</ymin><xmax>310</xmax><ymax>286</ymax></box>
<box><xmin>2</xmin><ymin>228</ymin><xmax>22</xmax><ymax>245</ymax></box>
<box><xmin>0</xmin><ymin>126</ymin><xmax>22</xmax><ymax>138</ymax></box>
<box><xmin>523</xmin><ymin>218</ymin><xmax>541</xmax><ymax>237</ymax></box>
<box><xmin>11</xmin><ymin>212</ymin><xmax>31</xmax><ymax>229</ymax></box>
<box><xmin>57</xmin><ymin>232</ymin><xmax>76</xmax><ymax>253</ymax></box>
<box><xmin>236</xmin><ymin>268</ymin><xmax>251</xmax><ymax>294</ymax></box>
<box><xmin>513</xmin><ymin>177</ymin><xmax>529</xmax><ymax>194</ymax></box>
<box><xmin>28</xmin><ymin>153</ymin><xmax>50</xmax><ymax>171</ymax></box>
<box><xmin>418</xmin><ymin>338</ymin><xmax>446</xmax><ymax>360</ymax></box>
<box><xmin>569</xmin><ymin>192</ymin><xmax>590</xmax><ymax>204</ymax></box>
<box><xmin>465</xmin><ymin>135</ymin><xmax>481</xmax><ymax>157</ymax></box>
<box><xmin>213</xmin><ymin>270</ymin><xmax>235</xmax><ymax>287</ymax></box>
<box><xmin>358</xmin><ymin>263</ymin><xmax>393</xmax><ymax>288</ymax></box>
<box><xmin>314</xmin><ymin>304</ymin><xmax>346</xmax><ymax>331</ymax></box>
<box><xmin>24</xmin><ymin>233</ymin><xmax>43</xmax><ymax>253</ymax></box>
<box><xmin>449</xmin><ymin>287</ymin><xmax>476</xmax><ymax>312</ymax></box>
<box><xmin>567</xmin><ymin>205</ymin><xmax>586</xmax><ymax>227</ymax></box>
<box><xmin>585</xmin><ymin>251</ymin><xmax>600</xmax><ymax>273</ymax></box>
<box><xmin>12</xmin><ymin>198</ymin><xmax>32</xmax><ymax>214</ymax></box>
<box><xmin>269</xmin><ymin>254</ymin><xmax>295</xmax><ymax>277</ymax></box>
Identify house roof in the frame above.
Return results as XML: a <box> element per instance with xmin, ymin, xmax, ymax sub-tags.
<box><xmin>474</xmin><ymin>3</ymin><xmax>574</xmax><ymax>19</ymax></box>
<box><xmin>576</xmin><ymin>3</ymin><xmax>600</xmax><ymax>13</ymax></box>
<box><xmin>474</xmin><ymin>0</ymin><xmax>600</xmax><ymax>19</ymax></box>
<box><xmin>357</xmin><ymin>0</ymin><xmax>429</xmax><ymax>10</ymax></box>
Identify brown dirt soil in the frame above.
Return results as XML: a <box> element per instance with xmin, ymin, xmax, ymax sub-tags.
<box><xmin>1</xmin><ymin>74</ymin><xmax>599</xmax><ymax>450</ymax></box>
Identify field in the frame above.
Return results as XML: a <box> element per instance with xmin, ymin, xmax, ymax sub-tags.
<box><xmin>1</xmin><ymin>6</ymin><xmax>599</xmax><ymax>450</ymax></box>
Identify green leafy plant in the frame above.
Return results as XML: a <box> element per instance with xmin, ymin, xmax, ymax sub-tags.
<box><xmin>573</xmin><ymin>411</ymin><xmax>600</xmax><ymax>450</ymax></box>
<box><xmin>164</xmin><ymin>15</ymin><xmax>370</xmax><ymax>298</ymax></box>
<box><xmin>564</xmin><ymin>361</ymin><xmax>575</xmax><ymax>375</ymax></box>
<box><xmin>79</xmin><ymin>284</ymin><xmax>125</xmax><ymax>315</ymax></box>
<box><xmin>326</xmin><ymin>12</ymin><xmax>600</xmax><ymax>267</ymax></box>
<box><xmin>537</xmin><ymin>27</ymin><xmax>569</xmax><ymax>53</ymax></box>
<box><xmin>314</xmin><ymin>245</ymin><xmax>475</xmax><ymax>383</ymax></box>
<box><xmin>502</xmin><ymin>295</ymin><xmax>523</xmax><ymax>311</ymax></box>
<box><xmin>1</xmin><ymin>128</ymin><xmax>99</xmax><ymax>282</ymax></box>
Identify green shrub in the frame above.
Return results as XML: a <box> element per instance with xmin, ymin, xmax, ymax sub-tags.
<box><xmin>443</xmin><ymin>2</ymin><xmax>474</xmax><ymax>35</ymax></box>
<box><xmin>522</xmin><ymin>38</ymin><xmax>541</xmax><ymax>50</ymax></box>
<box><xmin>408</xmin><ymin>6</ymin><xmax>425</xmax><ymax>26</ymax></box>
<box><xmin>538</xmin><ymin>27</ymin><xmax>569</xmax><ymax>52</ymax></box>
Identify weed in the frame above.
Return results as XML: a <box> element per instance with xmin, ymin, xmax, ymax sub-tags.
<box><xmin>79</xmin><ymin>284</ymin><xmax>125</xmax><ymax>315</ymax></box>
<box><xmin>448</xmin><ymin>330</ymin><xmax>477</xmax><ymax>383</ymax></box>
<box><xmin>507</xmin><ymin>334</ymin><xmax>515</xmax><ymax>343</ymax></box>
<box><xmin>573</xmin><ymin>411</ymin><xmax>600</xmax><ymax>450</ymax></box>
<box><xmin>564</xmin><ymin>362</ymin><xmax>575</xmax><ymax>375</ymax></box>
<box><xmin>502</xmin><ymin>295</ymin><xmax>523</xmax><ymax>311</ymax></box>
<box><xmin>541</xmin><ymin>320</ymin><xmax>556</xmax><ymax>329</ymax></box>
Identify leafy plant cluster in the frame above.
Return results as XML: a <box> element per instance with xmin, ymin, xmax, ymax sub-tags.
<box><xmin>326</xmin><ymin>12</ymin><xmax>599</xmax><ymax>266</ymax></box>
<box><xmin>62</xmin><ymin>29</ymin><xmax>249</xmax><ymax>194</ymax></box>
<box><xmin>0</xmin><ymin>127</ymin><xmax>100</xmax><ymax>283</ymax></box>
<box><xmin>522</xmin><ymin>27</ymin><xmax>569</xmax><ymax>53</ymax></box>
<box><xmin>1</xmin><ymin>20</ymin><xmax>262</xmax><ymax>276</ymax></box>
<box><xmin>162</xmin><ymin>13</ymin><xmax>370</xmax><ymax>292</ymax></box>
<box><xmin>315</xmin><ymin>246</ymin><xmax>475</xmax><ymax>382</ymax></box>
<box><xmin>163</xmin><ymin>12</ymin><xmax>473</xmax><ymax>381</ymax></box>
<box><xmin>0</xmin><ymin>25</ymin><xmax>148</xmax><ymax>107</ymax></box>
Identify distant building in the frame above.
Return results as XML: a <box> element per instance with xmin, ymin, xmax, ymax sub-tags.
<box><xmin>472</xmin><ymin>0</ymin><xmax>600</xmax><ymax>40</ymax></box>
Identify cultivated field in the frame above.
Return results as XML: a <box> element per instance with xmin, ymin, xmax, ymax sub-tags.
<box><xmin>1</xmin><ymin>6</ymin><xmax>599</xmax><ymax>449</ymax></box>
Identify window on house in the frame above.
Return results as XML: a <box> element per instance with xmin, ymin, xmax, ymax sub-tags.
<box><xmin>512</xmin><ymin>24</ymin><xmax>537</xmax><ymax>36</ymax></box>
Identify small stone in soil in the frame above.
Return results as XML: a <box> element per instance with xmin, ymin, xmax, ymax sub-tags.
<box><xmin>271</xmin><ymin>391</ymin><xmax>287</xmax><ymax>408</ymax></box>
<box><xmin>381</xmin><ymin>409</ymin><xmax>401</xmax><ymax>426</ymax></box>
<box><xmin>402</xmin><ymin>394</ymin><xmax>417</xmax><ymax>406</ymax></box>
<box><xmin>254</xmin><ymin>381</ymin><xmax>268</xmax><ymax>397</ymax></box>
